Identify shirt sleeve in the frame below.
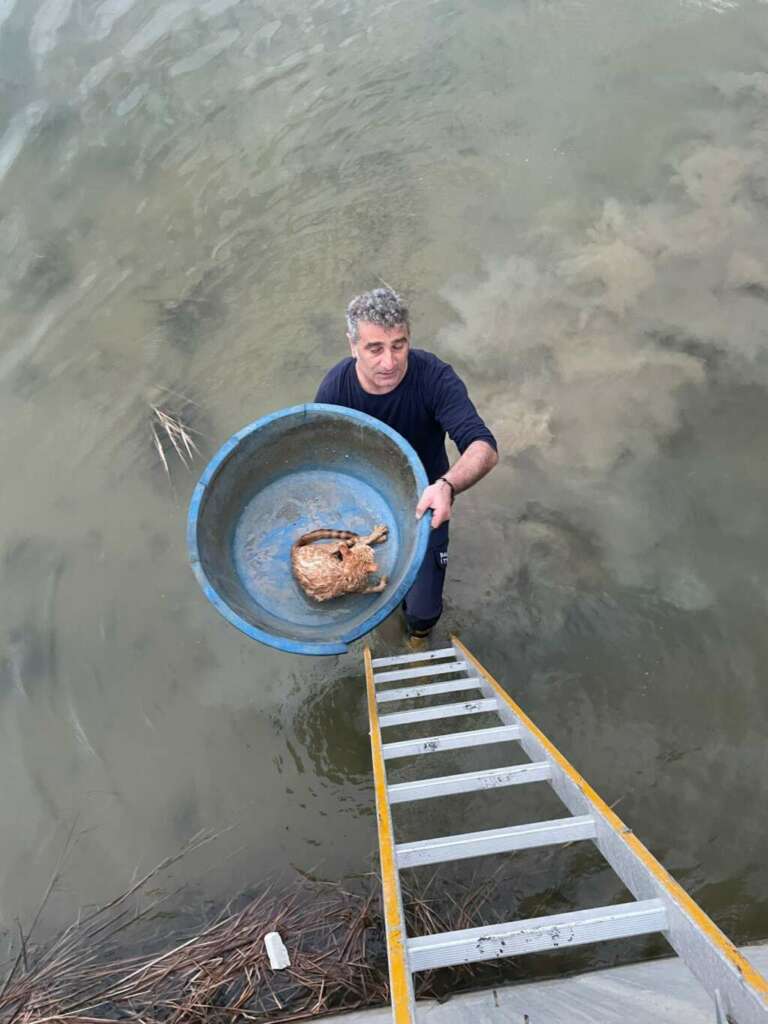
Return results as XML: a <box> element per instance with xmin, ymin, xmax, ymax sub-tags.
<box><xmin>430</xmin><ymin>362</ymin><xmax>498</xmax><ymax>455</ymax></box>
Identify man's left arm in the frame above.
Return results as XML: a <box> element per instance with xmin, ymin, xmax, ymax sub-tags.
<box><xmin>416</xmin><ymin>364</ymin><xmax>499</xmax><ymax>528</ymax></box>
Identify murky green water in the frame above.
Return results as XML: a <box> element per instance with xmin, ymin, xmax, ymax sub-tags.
<box><xmin>2</xmin><ymin>0</ymin><xmax>768</xmax><ymax>972</ymax></box>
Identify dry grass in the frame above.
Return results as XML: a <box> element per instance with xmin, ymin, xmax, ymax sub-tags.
<box><xmin>1</xmin><ymin>852</ymin><xmax>513</xmax><ymax>1024</ymax></box>
<box><xmin>150</xmin><ymin>404</ymin><xmax>201</xmax><ymax>478</ymax></box>
<box><xmin>1</xmin><ymin>878</ymin><xmax>387</xmax><ymax>1024</ymax></box>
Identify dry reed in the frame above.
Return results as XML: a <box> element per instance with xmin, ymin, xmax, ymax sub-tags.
<box><xmin>1</xmin><ymin>880</ymin><xmax>387</xmax><ymax>1024</ymax></box>
<box><xmin>1</xmin><ymin>861</ymin><xmax>512</xmax><ymax>1024</ymax></box>
<box><xmin>150</xmin><ymin>404</ymin><xmax>201</xmax><ymax>477</ymax></box>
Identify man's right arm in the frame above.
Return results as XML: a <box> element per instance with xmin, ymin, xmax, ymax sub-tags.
<box><xmin>415</xmin><ymin>360</ymin><xmax>498</xmax><ymax>528</ymax></box>
<box><xmin>430</xmin><ymin>362</ymin><xmax>498</xmax><ymax>458</ymax></box>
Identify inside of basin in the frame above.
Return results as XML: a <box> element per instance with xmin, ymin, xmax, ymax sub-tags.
<box><xmin>190</xmin><ymin>406</ymin><xmax>429</xmax><ymax>650</ymax></box>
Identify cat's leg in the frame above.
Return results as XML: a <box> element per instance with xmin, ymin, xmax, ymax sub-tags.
<box><xmin>359</xmin><ymin>525</ymin><xmax>388</xmax><ymax>546</ymax></box>
<box><xmin>362</xmin><ymin>576</ymin><xmax>388</xmax><ymax>593</ymax></box>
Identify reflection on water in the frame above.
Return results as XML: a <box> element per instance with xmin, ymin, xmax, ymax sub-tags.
<box><xmin>1</xmin><ymin>0</ymin><xmax>768</xmax><ymax>970</ymax></box>
<box><xmin>293</xmin><ymin>674</ymin><xmax>371</xmax><ymax>788</ymax></box>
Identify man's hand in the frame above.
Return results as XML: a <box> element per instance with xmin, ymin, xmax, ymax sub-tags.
<box><xmin>415</xmin><ymin>442</ymin><xmax>499</xmax><ymax>530</ymax></box>
<box><xmin>416</xmin><ymin>480</ymin><xmax>453</xmax><ymax>529</ymax></box>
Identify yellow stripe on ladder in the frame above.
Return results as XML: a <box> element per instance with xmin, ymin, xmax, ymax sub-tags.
<box><xmin>364</xmin><ymin>646</ymin><xmax>416</xmax><ymax>1023</ymax></box>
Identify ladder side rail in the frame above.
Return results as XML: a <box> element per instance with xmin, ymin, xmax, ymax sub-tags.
<box><xmin>452</xmin><ymin>635</ymin><xmax>768</xmax><ymax>1024</ymax></box>
<box><xmin>363</xmin><ymin>647</ymin><xmax>416</xmax><ymax>1024</ymax></box>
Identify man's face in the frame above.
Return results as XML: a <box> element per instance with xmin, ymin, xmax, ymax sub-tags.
<box><xmin>350</xmin><ymin>320</ymin><xmax>410</xmax><ymax>395</ymax></box>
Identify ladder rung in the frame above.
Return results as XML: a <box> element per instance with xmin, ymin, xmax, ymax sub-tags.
<box><xmin>407</xmin><ymin>899</ymin><xmax>668</xmax><ymax>971</ymax></box>
<box><xmin>383</xmin><ymin>724</ymin><xmax>522</xmax><ymax>759</ymax></box>
<box><xmin>396</xmin><ymin>815</ymin><xmax>597</xmax><ymax>868</ymax></box>
<box><xmin>374</xmin><ymin>662</ymin><xmax>465</xmax><ymax>683</ymax></box>
<box><xmin>379</xmin><ymin>698</ymin><xmax>497</xmax><ymax>729</ymax></box>
<box><xmin>388</xmin><ymin>761</ymin><xmax>550</xmax><ymax>803</ymax></box>
<box><xmin>377</xmin><ymin>677</ymin><xmax>482</xmax><ymax>704</ymax></box>
<box><xmin>371</xmin><ymin>647</ymin><xmax>455</xmax><ymax>668</ymax></box>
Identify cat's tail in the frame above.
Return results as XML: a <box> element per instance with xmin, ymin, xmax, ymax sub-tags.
<box><xmin>292</xmin><ymin>529</ymin><xmax>360</xmax><ymax>551</ymax></box>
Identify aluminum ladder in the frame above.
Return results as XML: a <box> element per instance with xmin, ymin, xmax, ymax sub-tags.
<box><xmin>363</xmin><ymin>635</ymin><xmax>768</xmax><ymax>1024</ymax></box>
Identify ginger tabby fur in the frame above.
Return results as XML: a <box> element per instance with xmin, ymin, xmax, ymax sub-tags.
<box><xmin>291</xmin><ymin>525</ymin><xmax>389</xmax><ymax>602</ymax></box>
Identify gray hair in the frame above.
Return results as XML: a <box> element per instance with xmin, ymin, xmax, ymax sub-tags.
<box><xmin>346</xmin><ymin>287</ymin><xmax>409</xmax><ymax>342</ymax></box>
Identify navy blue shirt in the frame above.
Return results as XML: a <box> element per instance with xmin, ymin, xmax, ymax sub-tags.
<box><xmin>315</xmin><ymin>349</ymin><xmax>497</xmax><ymax>483</ymax></box>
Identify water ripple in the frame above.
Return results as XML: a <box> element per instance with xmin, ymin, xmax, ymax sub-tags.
<box><xmin>169</xmin><ymin>28</ymin><xmax>241</xmax><ymax>78</ymax></box>
<box><xmin>0</xmin><ymin>102</ymin><xmax>48</xmax><ymax>186</ymax></box>
<box><xmin>121</xmin><ymin>1</ymin><xmax>189</xmax><ymax>60</ymax></box>
<box><xmin>29</xmin><ymin>0</ymin><xmax>74</xmax><ymax>65</ymax></box>
<box><xmin>0</xmin><ymin>0</ymin><xmax>18</xmax><ymax>35</ymax></box>
<box><xmin>91</xmin><ymin>0</ymin><xmax>137</xmax><ymax>41</ymax></box>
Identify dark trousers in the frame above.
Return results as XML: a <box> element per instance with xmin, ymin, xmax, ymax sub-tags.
<box><xmin>403</xmin><ymin>524</ymin><xmax>449</xmax><ymax>633</ymax></box>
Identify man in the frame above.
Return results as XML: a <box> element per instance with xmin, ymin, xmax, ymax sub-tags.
<box><xmin>315</xmin><ymin>287</ymin><xmax>498</xmax><ymax>640</ymax></box>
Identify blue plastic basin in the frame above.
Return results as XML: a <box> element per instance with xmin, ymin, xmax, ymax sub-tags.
<box><xmin>187</xmin><ymin>404</ymin><xmax>430</xmax><ymax>655</ymax></box>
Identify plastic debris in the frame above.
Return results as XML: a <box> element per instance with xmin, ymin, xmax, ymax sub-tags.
<box><xmin>264</xmin><ymin>931</ymin><xmax>290</xmax><ymax>970</ymax></box>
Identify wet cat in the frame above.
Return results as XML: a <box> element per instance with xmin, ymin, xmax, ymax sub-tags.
<box><xmin>291</xmin><ymin>525</ymin><xmax>389</xmax><ymax>602</ymax></box>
